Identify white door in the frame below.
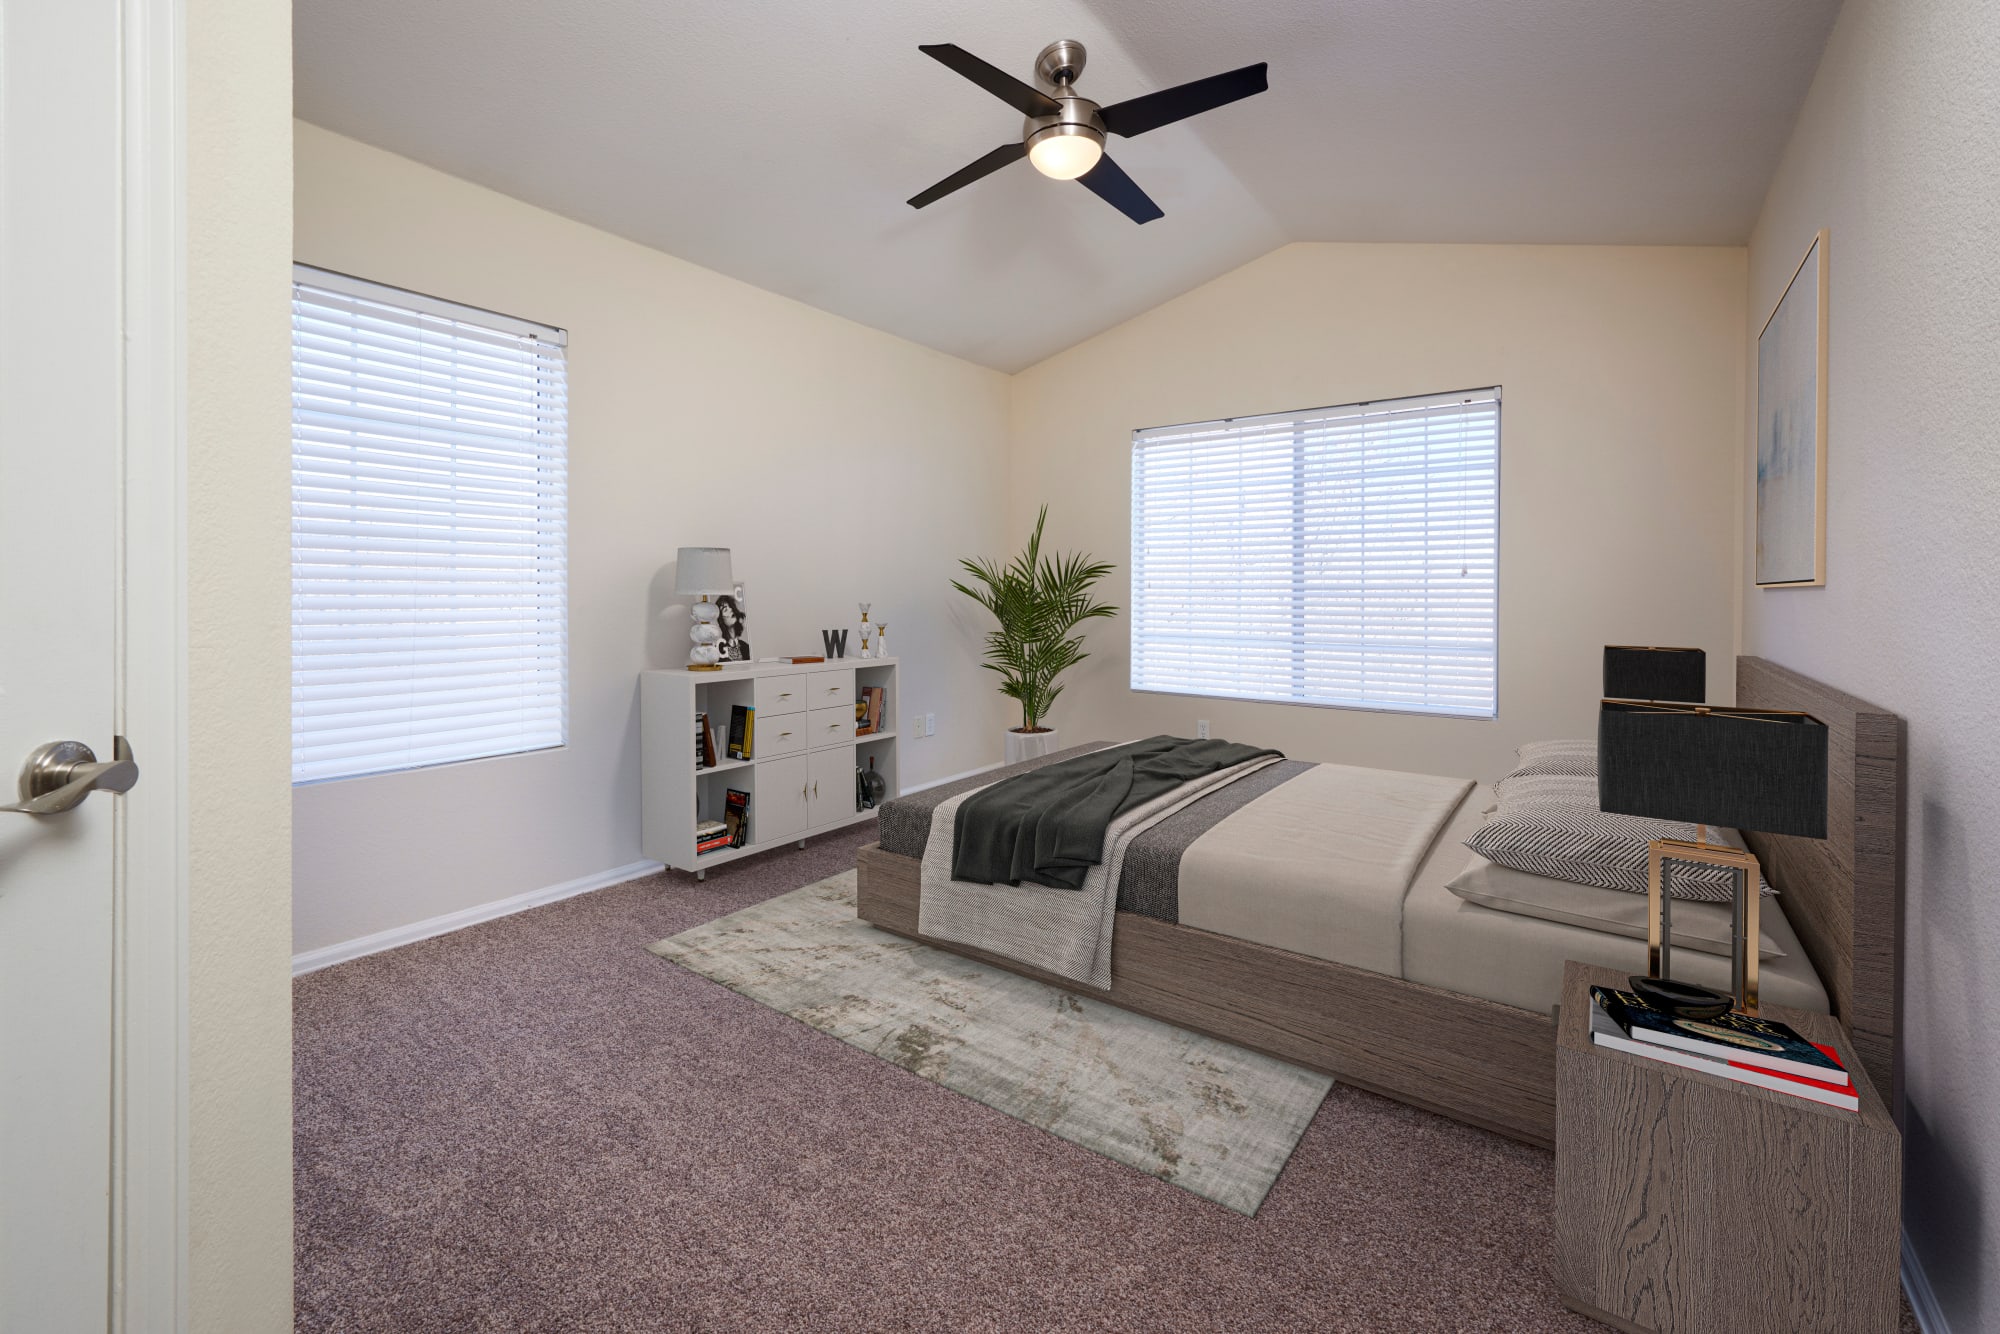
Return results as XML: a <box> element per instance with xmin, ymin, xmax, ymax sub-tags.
<box><xmin>1</xmin><ymin>0</ymin><xmax>134</xmax><ymax>1327</ymax></box>
<box><xmin>808</xmin><ymin>746</ymin><xmax>857</xmax><ymax>829</ymax></box>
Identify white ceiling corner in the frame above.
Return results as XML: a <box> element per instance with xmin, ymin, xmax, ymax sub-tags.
<box><xmin>293</xmin><ymin>0</ymin><xmax>1840</xmax><ymax>373</ymax></box>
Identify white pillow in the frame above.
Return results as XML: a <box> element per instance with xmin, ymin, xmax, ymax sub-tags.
<box><xmin>1505</xmin><ymin>739</ymin><xmax>1596</xmax><ymax>779</ymax></box>
<box><xmin>1445</xmin><ymin>854</ymin><xmax>1784</xmax><ymax>959</ymax></box>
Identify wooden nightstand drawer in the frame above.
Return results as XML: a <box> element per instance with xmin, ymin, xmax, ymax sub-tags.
<box><xmin>1553</xmin><ymin>961</ymin><xmax>1900</xmax><ymax>1333</ymax></box>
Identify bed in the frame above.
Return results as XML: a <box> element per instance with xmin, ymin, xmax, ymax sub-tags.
<box><xmin>854</xmin><ymin>657</ymin><xmax>1903</xmax><ymax>1147</ymax></box>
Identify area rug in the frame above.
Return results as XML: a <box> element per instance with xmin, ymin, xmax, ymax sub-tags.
<box><xmin>648</xmin><ymin>869</ymin><xmax>1331</xmax><ymax>1215</ymax></box>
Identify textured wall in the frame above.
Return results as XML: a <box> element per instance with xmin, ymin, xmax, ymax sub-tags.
<box><xmin>291</xmin><ymin>124</ymin><xmax>1012</xmax><ymax>956</ymax></box>
<box><xmin>1007</xmin><ymin>242</ymin><xmax>1748</xmax><ymax>781</ymax></box>
<box><xmin>187</xmin><ymin>0</ymin><xmax>295</xmax><ymax>1325</ymax></box>
<box><xmin>1742</xmin><ymin>0</ymin><xmax>2000</xmax><ymax>1326</ymax></box>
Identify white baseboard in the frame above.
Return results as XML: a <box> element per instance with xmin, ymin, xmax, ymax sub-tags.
<box><xmin>291</xmin><ymin>859</ymin><xmax>663</xmax><ymax>977</ymax></box>
<box><xmin>902</xmin><ymin>760</ymin><xmax>1001</xmax><ymax>795</ymax></box>
<box><xmin>294</xmin><ymin>769</ymin><xmax>999</xmax><ymax>976</ymax></box>
<box><xmin>1903</xmin><ymin>1229</ymin><xmax>1951</xmax><ymax>1333</ymax></box>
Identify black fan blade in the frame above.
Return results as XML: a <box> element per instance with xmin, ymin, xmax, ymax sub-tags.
<box><xmin>1076</xmin><ymin>154</ymin><xmax>1163</xmax><ymax>224</ymax></box>
<box><xmin>1098</xmin><ymin>62</ymin><xmax>1268</xmax><ymax>138</ymax></box>
<box><xmin>919</xmin><ymin>44</ymin><xmax>1062</xmax><ymax>118</ymax></box>
<box><xmin>907</xmin><ymin>142</ymin><xmax>1028</xmax><ymax>209</ymax></box>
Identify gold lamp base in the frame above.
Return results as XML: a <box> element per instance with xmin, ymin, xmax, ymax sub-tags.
<box><xmin>686</xmin><ymin>664</ymin><xmax>723</xmax><ymax>672</ymax></box>
<box><xmin>1647</xmin><ymin>830</ymin><xmax>1762</xmax><ymax>1013</ymax></box>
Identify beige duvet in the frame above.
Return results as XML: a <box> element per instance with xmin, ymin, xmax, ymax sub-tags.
<box><xmin>1177</xmin><ymin>764</ymin><xmax>1474</xmax><ymax>976</ymax></box>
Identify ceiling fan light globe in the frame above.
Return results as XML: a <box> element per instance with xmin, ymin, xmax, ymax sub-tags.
<box><xmin>1028</xmin><ymin>132</ymin><xmax>1103</xmax><ymax>180</ymax></box>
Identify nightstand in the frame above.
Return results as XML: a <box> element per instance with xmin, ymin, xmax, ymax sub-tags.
<box><xmin>1554</xmin><ymin>961</ymin><xmax>1901</xmax><ymax>1333</ymax></box>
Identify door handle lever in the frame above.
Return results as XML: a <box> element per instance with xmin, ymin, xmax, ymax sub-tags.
<box><xmin>2</xmin><ymin>736</ymin><xmax>139</xmax><ymax>815</ymax></box>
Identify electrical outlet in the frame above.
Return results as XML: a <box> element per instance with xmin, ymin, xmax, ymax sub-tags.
<box><xmin>924</xmin><ymin>712</ymin><xmax>937</xmax><ymax>737</ymax></box>
<box><xmin>1197</xmin><ymin>719</ymin><xmax>1210</xmax><ymax>739</ymax></box>
<box><xmin>909</xmin><ymin>714</ymin><xmax>924</xmax><ymax>739</ymax></box>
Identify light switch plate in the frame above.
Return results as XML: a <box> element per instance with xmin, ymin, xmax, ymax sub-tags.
<box><xmin>924</xmin><ymin>713</ymin><xmax>936</xmax><ymax>737</ymax></box>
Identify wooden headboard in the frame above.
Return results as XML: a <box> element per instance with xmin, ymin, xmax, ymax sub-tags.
<box><xmin>1736</xmin><ymin>656</ymin><xmax>1904</xmax><ymax>1100</ymax></box>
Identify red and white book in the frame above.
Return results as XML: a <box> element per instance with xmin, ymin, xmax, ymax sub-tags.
<box><xmin>1589</xmin><ymin>1002</ymin><xmax>1858</xmax><ymax>1111</ymax></box>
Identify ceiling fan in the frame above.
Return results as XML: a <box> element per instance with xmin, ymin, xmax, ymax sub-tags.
<box><xmin>908</xmin><ymin>40</ymin><xmax>1269</xmax><ymax>224</ymax></box>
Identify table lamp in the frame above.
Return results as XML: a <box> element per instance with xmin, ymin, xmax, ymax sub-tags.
<box><xmin>675</xmin><ymin>547</ymin><xmax>733</xmax><ymax>671</ymax></box>
<box><xmin>1597</xmin><ymin>699</ymin><xmax>1828</xmax><ymax>1014</ymax></box>
<box><xmin>1603</xmin><ymin>645</ymin><xmax>1706</xmax><ymax>704</ymax></box>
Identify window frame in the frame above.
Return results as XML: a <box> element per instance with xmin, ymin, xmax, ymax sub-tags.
<box><xmin>1128</xmin><ymin>386</ymin><xmax>1502</xmax><ymax>721</ymax></box>
<box><xmin>289</xmin><ymin>263</ymin><xmax>571</xmax><ymax>785</ymax></box>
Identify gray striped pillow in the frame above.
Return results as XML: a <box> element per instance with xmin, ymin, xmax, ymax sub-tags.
<box><xmin>1466</xmin><ymin>775</ymin><xmax>1773</xmax><ymax>903</ymax></box>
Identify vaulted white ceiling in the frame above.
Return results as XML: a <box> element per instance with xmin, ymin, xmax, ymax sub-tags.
<box><xmin>294</xmin><ymin>0</ymin><xmax>1840</xmax><ymax>372</ymax></box>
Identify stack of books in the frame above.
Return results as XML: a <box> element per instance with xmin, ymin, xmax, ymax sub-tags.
<box><xmin>1587</xmin><ymin>985</ymin><xmax>1857</xmax><ymax>1111</ymax></box>
<box><xmin>694</xmin><ymin>819</ymin><xmax>732</xmax><ymax>856</ymax></box>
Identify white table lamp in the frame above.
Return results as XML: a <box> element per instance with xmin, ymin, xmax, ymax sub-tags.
<box><xmin>675</xmin><ymin>547</ymin><xmax>733</xmax><ymax>671</ymax></box>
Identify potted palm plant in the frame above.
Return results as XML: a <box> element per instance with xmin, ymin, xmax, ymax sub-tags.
<box><xmin>953</xmin><ymin>506</ymin><xmax>1118</xmax><ymax>762</ymax></box>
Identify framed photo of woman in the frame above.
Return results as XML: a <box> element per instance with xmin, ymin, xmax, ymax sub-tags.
<box><xmin>715</xmin><ymin>592</ymin><xmax>750</xmax><ymax>662</ymax></box>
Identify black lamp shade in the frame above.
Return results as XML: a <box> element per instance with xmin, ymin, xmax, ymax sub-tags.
<box><xmin>1603</xmin><ymin>646</ymin><xmax>1706</xmax><ymax>703</ymax></box>
<box><xmin>1597</xmin><ymin>702</ymin><xmax>1828</xmax><ymax>839</ymax></box>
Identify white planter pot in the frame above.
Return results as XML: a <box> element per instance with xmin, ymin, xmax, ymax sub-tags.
<box><xmin>1004</xmin><ymin>727</ymin><xmax>1058</xmax><ymax>764</ymax></box>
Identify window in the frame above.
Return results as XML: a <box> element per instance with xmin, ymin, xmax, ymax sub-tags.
<box><xmin>290</xmin><ymin>266</ymin><xmax>568</xmax><ymax>783</ymax></box>
<box><xmin>1130</xmin><ymin>388</ymin><xmax>1499</xmax><ymax>718</ymax></box>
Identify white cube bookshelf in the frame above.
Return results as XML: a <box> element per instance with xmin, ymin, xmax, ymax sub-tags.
<box><xmin>641</xmin><ymin>658</ymin><xmax>900</xmax><ymax>876</ymax></box>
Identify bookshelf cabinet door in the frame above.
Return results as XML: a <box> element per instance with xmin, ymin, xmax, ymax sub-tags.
<box><xmin>758</xmin><ymin>755</ymin><xmax>808</xmax><ymax>843</ymax></box>
<box><xmin>807</xmin><ymin>746</ymin><xmax>856</xmax><ymax>829</ymax></box>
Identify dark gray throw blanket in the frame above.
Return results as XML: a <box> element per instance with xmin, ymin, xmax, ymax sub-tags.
<box><xmin>951</xmin><ymin>736</ymin><xmax>1286</xmax><ymax>890</ymax></box>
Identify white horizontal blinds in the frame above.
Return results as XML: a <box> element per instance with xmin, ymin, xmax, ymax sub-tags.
<box><xmin>291</xmin><ymin>266</ymin><xmax>569</xmax><ymax>783</ymax></box>
<box><xmin>1132</xmin><ymin>389</ymin><xmax>1499</xmax><ymax>718</ymax></box>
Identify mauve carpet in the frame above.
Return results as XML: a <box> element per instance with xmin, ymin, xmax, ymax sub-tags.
<box><xmin>294</xmin><ymin>828</ymin><xmax>1917</xmax><ymax>1332</ymax></box>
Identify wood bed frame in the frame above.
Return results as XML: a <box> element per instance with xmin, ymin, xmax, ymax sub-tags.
<box><xmin>854</xmin><ymin>657</ymin><xmax>1904</xmax><ymax>1147</ymax></box>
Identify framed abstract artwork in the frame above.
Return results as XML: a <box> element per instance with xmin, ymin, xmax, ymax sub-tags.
<box><xmin>1756</xmin><ymin>229</ymin><xmax>1829</xmax><ymax>588</ymax></box>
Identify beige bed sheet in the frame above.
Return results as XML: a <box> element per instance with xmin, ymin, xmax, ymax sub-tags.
<box><xmin>1399</xmin><ymin>785</ymin><xmax>1831</xmax><ymax>1016</ymax></box>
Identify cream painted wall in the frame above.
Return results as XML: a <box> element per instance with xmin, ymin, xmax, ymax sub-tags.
<box><xmin>188</xmin><ymin>0</ymin><xmax>294</xmax><ymax>1326</ymax></box>
<box><xmin>1742</xmin><ymin>0</ymin><xmax>2000</xmax><ymax>1326</ymax></box>
<box><xmin>291</xmin><ymin>123</ymin><xmax>1011</xmax><ymax>956</ymax></box>
<box><xmin>1007</xmin><ymin>242</ymin><xmax>1747</xmax><ymax>780</ymax></box>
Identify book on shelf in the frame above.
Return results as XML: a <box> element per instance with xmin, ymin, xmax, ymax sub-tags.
<box><xmin>726</xmin><ymin>704</ymin><xmax>754</xmax><ymax>760</ymax></box>
<box><xmin>723</xmin><ymin>788</ymin><xmax>751</xmax><ymax>848</ymax></box>
<box><xmin>694</xmin><ymin>712</ymin><xmax>719</xmax><ymax>769</ymax></box>
<box><xmin>1587</xmin><ymin>999</ymin><xmax>1857</xmax><ymax>1110</ymax></box>
<box><xmin>696</xmin><ymin>834</ymin><xmax>734</xmax><ymax>855</ymax></box>
<box><xmin>1590</xmin><ymin>985</ymin><xmax>1848</xmax><ymax>1085</ymax></box>
<box><xmin>694</xmin><ymin>819</ymin><xmax>727</xmax><ymax>840</ymax></box>
<box><xmin>852</xmin><ymin>685</ymin><xmax>885</xmax><ymax>735</ymax></box>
